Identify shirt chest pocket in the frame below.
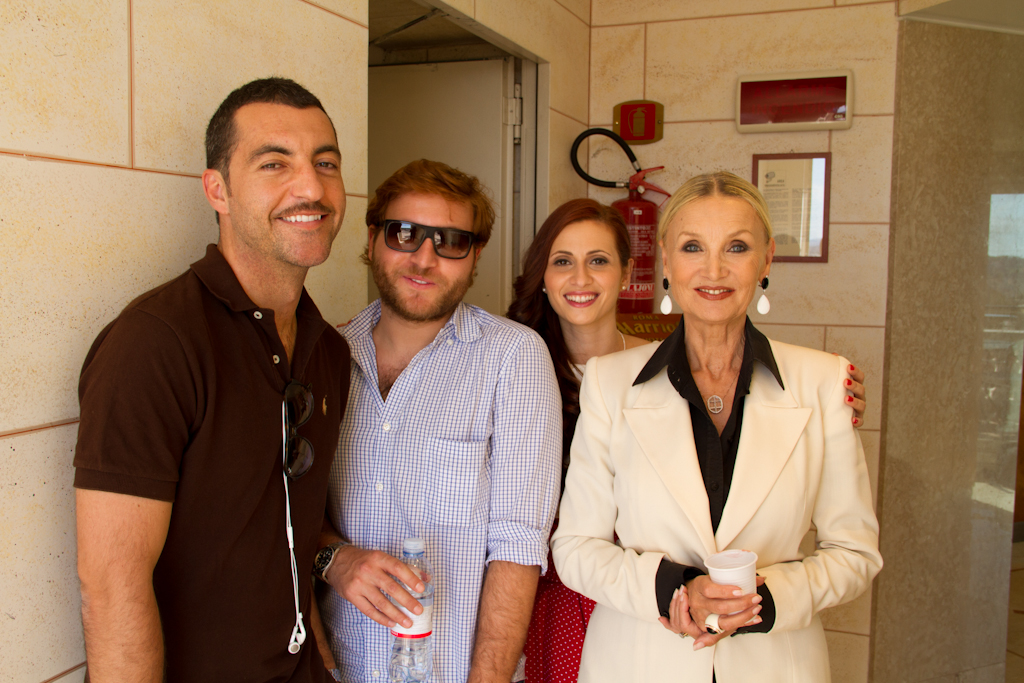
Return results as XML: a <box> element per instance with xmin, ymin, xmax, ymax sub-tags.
<box><xmin>425</xmin><ymin>438</ymin><xmax>489</xmax><ymax>528</ymax></box>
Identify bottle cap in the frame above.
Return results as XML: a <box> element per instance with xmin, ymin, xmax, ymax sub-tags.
<box><xmin>404</xmin><ymin>538</ymin><xmax>425</xmax><ymax>553</ymax></box>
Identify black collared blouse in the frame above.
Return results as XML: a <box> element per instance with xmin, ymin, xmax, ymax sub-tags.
<box><xmin>639</xmin><ymin>317</ymin><xmax>780</xmax><ymax>633</ymax></box>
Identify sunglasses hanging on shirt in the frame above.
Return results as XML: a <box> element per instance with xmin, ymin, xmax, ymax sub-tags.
<box><xmin>281</xmin><ymin>380</ymin><xmax>314</xmax><ymax>654</ymax></box>
<box><xmin>284</xmin><ymin>380</ymin><xmax>315</xmax><ymax>478</ymax></box>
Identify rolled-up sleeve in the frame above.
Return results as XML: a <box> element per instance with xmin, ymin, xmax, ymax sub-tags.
<box><xmin>485</xmin><ymin>331</ymin><xmax>562</xmax><ymax>572</ymax></box>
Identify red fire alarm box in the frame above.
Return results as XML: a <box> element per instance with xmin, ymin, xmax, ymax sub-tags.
<box><xmin>613</xmin><ymin>100</ymin><xmax>664</xmax><ymax>144</ymax></box>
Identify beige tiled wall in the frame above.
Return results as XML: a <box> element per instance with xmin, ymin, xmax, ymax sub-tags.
<box><xmin>0</xmin><ymin>2</ymin><xmax>131</xmax><ymax>165</ymax></box>
<box><xmin>588</xmin><ymin>2</ymin><xmax>896</xmax><ymax>681</ymax></box>
<box><xmin>0</xmin><ymin>2</ymin><xmax>368</xmax><ymax>680</ymax></box>
<box><xmin>0</xmin><ymin>426</ymin><xmax>81</xmax><ymax>683</ymax></box>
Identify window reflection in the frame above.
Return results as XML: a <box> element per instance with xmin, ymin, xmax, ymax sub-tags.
<box><xmin>977</xmin><ymin>194</ymin><xmax>1024</xmax><ymax>508</ymax></box>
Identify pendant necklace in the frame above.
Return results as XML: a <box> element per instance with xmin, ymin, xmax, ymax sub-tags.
<box><xmin>706</xmin><ymin>395</ymin><xmax>724</xmax><ymax>414</ymax></box>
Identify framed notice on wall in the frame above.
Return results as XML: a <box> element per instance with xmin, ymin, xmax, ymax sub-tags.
<box><xmin>737</xmin><ymin>70</ymin><xmax>853</xmax><ymax>133</ymax></box>
<box><xmin>752</xmin><ymin>153</ymin><xmax>831</xmax><ymax>263</ymax></box>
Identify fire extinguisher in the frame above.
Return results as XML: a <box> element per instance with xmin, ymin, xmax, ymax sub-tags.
<box><xmin>570</xmin><ymin>129</ymin><xmax>669</xmax><ymax>315</ymax></box>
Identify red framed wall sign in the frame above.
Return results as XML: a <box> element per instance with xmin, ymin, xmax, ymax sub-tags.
<box><xmin>737</xmin><ymin>70</ymin><xmax>853</xmax><ymax>133</ymax></box>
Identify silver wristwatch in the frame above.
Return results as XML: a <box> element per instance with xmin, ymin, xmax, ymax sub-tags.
<box><xmin>314</xmin><ymin>541</ymin><xmax>349</xmax><ymax>582</ymax></box>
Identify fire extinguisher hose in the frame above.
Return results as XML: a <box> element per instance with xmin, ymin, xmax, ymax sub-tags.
<box><xmin>569</xmin><ymin>128</ymin><xmax>643</xmax><ymax>188</ymax></box>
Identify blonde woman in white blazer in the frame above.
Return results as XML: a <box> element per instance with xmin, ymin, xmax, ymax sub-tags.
<box><xmin>551</xmin><ymin>171</ymin><xmax>882</xmax><ymax>683</ymax></box>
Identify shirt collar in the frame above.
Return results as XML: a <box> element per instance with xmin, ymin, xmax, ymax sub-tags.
<box><xmin>447</xmin><ymin>302</ymin><xmax>482</xmax><ymax>343</ymax></box>
<box><xmin>190</xmin><ymin>242</ymin><xmax>325</xmax><ymax>325</ymax></box>
<box><xmin>633</xmin><ymin>316</ymin><xmax>784</xmax><ymax>391</ymax></box>
<box><xmin>343</xmin><ymin>300</ymin><xmax>482</xmax><ymax>346</ymax></box>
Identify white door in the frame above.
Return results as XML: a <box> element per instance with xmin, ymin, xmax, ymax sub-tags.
<box><xmin>368</xmin><ymin>58</ymin><xmax>516</xmax><ymax>316</ymax></box>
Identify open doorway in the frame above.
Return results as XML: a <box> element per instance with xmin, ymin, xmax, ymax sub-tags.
<box><xmin>367</xmin><ymin>0</ymin><xmax>539</xmax><ymax>316</ymax></box>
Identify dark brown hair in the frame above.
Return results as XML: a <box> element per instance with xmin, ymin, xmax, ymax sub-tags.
<box><xmin>205</xmin><ymin>77</ymin><xmax>332</xmax><ymax>181</ymax></box>
<box><xmin>507</xmin><ymin>199</ymin><xmax>630</xmax><ymax>477</ymax></box>
<box><xmin>362</xmin><ymin>159</ymin><xmax>496</xmax><ymax>264</ymax></box>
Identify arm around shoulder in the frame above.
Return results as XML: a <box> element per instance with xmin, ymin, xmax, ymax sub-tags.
<box><xmin>76</xmin><ymin>488</ymin><xmax>172</xmax><ymax>682</ymax></box>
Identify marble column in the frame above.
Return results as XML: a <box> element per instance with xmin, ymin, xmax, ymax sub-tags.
<box><xmin>873</xmin><ymin>19</ymin><xmax>1024</xmax><ymax>683</ymax></box>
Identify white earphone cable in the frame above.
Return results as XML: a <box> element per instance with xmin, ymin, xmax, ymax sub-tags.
<box><xmin>282</xmin><ymin>402</ymin><xmax>306</xmax><ymax>655</ymax></box>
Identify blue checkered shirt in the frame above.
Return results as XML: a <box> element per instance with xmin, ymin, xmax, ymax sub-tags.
<box><xmin>321</xmin><ymin>301</ymin><xmax>561</xmax><ymax>683</ymax></box>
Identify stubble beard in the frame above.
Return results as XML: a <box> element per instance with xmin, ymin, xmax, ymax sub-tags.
<box><xmin>230</xmin><ymin>198</ymin><xmax>341</xmax><ymax>270</ymax></box>
<box><xmin>371</xmin><ymin>256</ymin><xmax>474</xmax><ymax>323</ymax></box>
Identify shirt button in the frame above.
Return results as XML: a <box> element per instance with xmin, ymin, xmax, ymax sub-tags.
<box><xmin>710</xmin><ymin>482</ymin><xmax>720</xmax><ymax>492</ymax></box>
<box><xmin>372</xmin><ymin>670</ymin><xmax>380</xmax><ymax>678</ymax></box>
<box><xmin>272</xmin><ymin>354</ymin><xmax>280</xmax><ymax>364</ymax></box>
<box><xmin>382</xmin><ymin>422</ymin><xmax>391</xmax><ymax>432</ymax></box>
<box><xmin>253</xmin><ymin>311</ymin><xmax>263</xmax><ymax>320</ymax></box>
<box><xmin>375</xmin><ymin>482</ymin><xmax>383</xmax><ymax>492</ymax></box>
<box><xmin>446</xmin><ymin>339</ymin><xmax>453</xmax><ymax>346</ymax></box>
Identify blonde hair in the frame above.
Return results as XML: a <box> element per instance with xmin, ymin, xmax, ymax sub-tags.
<box><xmin>657</xmin><ymin>171</ymin><xmax>773</xmax><ymax>244</ymax></box>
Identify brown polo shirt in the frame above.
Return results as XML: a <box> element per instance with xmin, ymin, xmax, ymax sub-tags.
<box><xmin>74</xmin><ymin>244</ymin><xmax>350</xmax><ymax>683</ymax></box>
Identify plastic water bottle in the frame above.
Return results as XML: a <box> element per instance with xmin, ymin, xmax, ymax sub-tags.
<box><xmin>388</xmin><ymin>538</ymin><xmax>434</xmax><ymax>683</ymax></box>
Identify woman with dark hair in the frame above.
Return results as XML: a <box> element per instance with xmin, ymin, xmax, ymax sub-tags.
<box><xmin>509</xmin><ymin>198</ymin><xmax>648</xmax><ymax>683</ymax></box>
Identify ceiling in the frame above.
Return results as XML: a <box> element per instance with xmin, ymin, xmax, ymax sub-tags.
<box><xmin>367</xmin><ymin>0</ymin><xmax>1024</xmax><ymax>55</ymax></box>
<box><xmin>906</xmin><ymin>0</ymin><xmax>1024</xmax><ymax>35</ymax></box>
<box><xmin>369</xmin><ymin>0</ymin><xmax>492</xmax><ymax>52</ymax></box>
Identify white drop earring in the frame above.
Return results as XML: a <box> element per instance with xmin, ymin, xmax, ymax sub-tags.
<box><xmin>660</xmin><ymin>277</ymin><xmax>673</xmax><ymax>315</ymax></box>
<box><xmin>756</xmin><ymin>277</ymin><xmax>770</xmax><ymax>315</ymax></box>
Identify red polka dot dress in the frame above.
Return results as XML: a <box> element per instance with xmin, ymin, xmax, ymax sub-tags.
<box><xmin>523</xmin><ymin>520</ymin><xmax>596</xmax><ymax>683</ymax></box>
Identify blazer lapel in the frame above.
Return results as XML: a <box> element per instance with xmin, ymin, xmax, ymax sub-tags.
<box><xmin>715</xmin><ymin>362</ymin><xmax>811</xmax><ymax>550</ymax></box>
<box><xmin>624</xmin><ymin>374</ymin><xmax>718</xmax><ymax>558</ymax></box>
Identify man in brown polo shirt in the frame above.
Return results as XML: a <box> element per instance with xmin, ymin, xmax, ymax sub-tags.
<box><xmin>73</xmin><ymin>78</ymin><xmax>349</xmax><ymax>682</ymax></box>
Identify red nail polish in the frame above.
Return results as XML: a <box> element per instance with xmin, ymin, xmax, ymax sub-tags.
<box><xmin>853</xmin><ymin>418</ymin><xmax>860</xmax><ymax>425</ymax></box>
<box><xmin>849</xmin><ymin>364</ymin><xmax>855</xmax><ymax>372</ymax></box>
<box><xmin>846</xmin><ymin>396</ymin><xmax>853</xmax><ymax>403</ymax></box>
<box><xmin>845</xmin><ymin>379</ymin><xmax>852</xmax><ymax>386</ymax></box>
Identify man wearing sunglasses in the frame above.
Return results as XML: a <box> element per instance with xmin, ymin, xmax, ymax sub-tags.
<box><xmin>315</xmin><ymin>159</ymin><xmax>561</xmax><ymax>683</ymax></box>
<box><xmin>73</xmin><ymin>78</ymin><xmax>351</xmax><ymax>683</ymax></box>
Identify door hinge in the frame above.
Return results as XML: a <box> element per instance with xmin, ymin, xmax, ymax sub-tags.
<box><xmin>506</xmin><ymin>84</ymin><xmax>523</xmax><ymax>145</ymax></box>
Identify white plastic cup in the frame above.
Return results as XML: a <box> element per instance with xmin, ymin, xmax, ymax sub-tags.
<box><xmin>704</xmin><ymin>550</ymin><xmax>758</xmax><ymax>596</ymax></box>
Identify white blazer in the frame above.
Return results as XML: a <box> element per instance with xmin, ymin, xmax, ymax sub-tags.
<box><xmin>551</xmin><ymin>337</ymin><xmax>882</xmax><ymax>683</ymax></box>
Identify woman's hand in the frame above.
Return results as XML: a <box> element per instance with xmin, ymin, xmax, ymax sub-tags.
<box><xmin>841</xmin><ymin>361</ymin><xmax>867</xmax><ymax>427</ymax></box>
<box><xmin>658</xmin><ymin>586</ymin><xmax>702</xmax><ymax>639</ymax></box>
<box><xmin>680</xmin><ymin>575</ymin><xmax>764</xmax><ymax>650</ymax></box>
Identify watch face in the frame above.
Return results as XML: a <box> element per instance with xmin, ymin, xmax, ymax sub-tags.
<box><xmin>315</xmin><ymin>547</ymin><xmax>333</xmax><ymax>574</ymax></box>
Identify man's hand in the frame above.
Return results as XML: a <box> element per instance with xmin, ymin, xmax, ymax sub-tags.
<box><xmin>323</xmin><ymin>545</ymin><xmax>426</xmax><ymax>629</ymax></box>
<box><xmin>468</xmin><ymin>561</ymin><xmax>540</xmax><ymax>683</ymax></box>
<box><xmin>77</xmin><ymin>489</ymin><xmax>171</xmax><ymax>682</ymax></box>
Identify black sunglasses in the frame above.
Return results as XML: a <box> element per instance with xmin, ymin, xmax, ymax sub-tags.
<box><xmin>383</xmin><ymin>219</ymin><xmax>476</xmax><ymax>259</ymax></box>
<box><xmin>282</xmin><ymin>381</ymin><xmax>314</xmax><ymax>479</ymax></box>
